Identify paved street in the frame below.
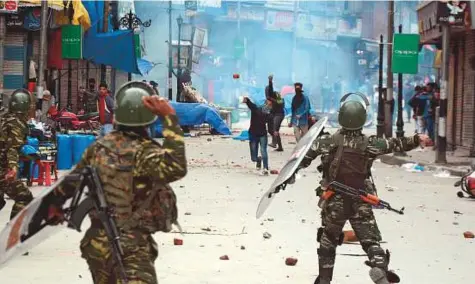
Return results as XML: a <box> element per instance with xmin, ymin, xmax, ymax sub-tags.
<box><xmin>0</xmin><ymin>133</ymin><xmax>474</xmax><ymax>284</ymax></box>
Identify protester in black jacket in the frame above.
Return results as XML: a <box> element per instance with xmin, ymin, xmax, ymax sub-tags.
<box><xmin>265</xmin><ymin>75</ymin><xmax>285</xmax><ymax>151</ymax></box>
<box><xmin>243</xmin><ymin>96</ymin><xmax>271</xmax><ymax>175</ymax></box>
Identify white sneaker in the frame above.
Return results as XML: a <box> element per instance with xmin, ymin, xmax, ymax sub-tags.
<box><xmin>261</xmin><ymin>169</ymin><xmax>269</xmax><ymax>176</ymax></box>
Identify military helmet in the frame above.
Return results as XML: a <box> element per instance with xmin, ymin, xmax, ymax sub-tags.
<box><xmin>9</xmin><ymin>89</ymin><xmax>32</xmax><ymax>113</ymax></box>
<box><xmin>338</xmin><ymin>92</ymin><xmax>370</xmax><ymax>130</ymax></box>
<box><xmin>114</xmin><ymin>81</ymin><xmax>158</xmax><ymax>126</ymax></box>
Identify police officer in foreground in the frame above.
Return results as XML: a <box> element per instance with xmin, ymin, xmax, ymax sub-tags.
<box><xmin>296</xmin><ymin>93</ymin><xmax>429</xmax><ymax>284</ymax></box>
<box><xmin>0</xmin><ymin>89</ymin><xmax>34</xmax><ymax>219</ymax></box>
<box><xmin>54</xmin><ymin>81</ymin><xmax>187</xmax><ymax>283</ymax></box>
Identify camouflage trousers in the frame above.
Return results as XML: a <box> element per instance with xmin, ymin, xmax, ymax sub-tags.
<box><xmin>317</xmin><ymin>193</ymin><xmax>387</xmax><ymax>281</ymax></box>
<box><xmin>80</xmin><ymin>227</ymin><xmax>159</xmax><ymax>284</ymax></box>
<box><xmin>0</xmin><ymin>167</ymin><xmax>34</xmax><ymax>219</ymax></box>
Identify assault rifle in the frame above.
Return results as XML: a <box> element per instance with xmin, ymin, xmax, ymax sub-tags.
<box><xmin>65</xmin><ymin>166</ymin><xmax>129</xmax><ymax>283</ymax></box>
<box><xmin>321</xmin><ymin>181</ymin><xmax>405</xmax><ymax>215</ymax></box>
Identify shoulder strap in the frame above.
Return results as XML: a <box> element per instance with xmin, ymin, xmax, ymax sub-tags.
<box><xmin>329</xmin><ymin>133</ymin><xmax>345</xmax><ymax>181</ymax></box>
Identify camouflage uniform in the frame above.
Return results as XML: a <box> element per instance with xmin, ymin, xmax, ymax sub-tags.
<box><xmin>55</xmin><ymin>115</ymin><xmax>186</xmax><ymax>284</ymax></box>
<box><xmin>300</xmin><ymin>128</ymin><xmax>420</xmax><ymax>283</ymax></box>
<box><xmin>0</xmin><ymin>111</ymin><xmax>34</xmax><ymax>218</ymax></box>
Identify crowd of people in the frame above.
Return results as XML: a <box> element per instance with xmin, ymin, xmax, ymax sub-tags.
<box><xmin>407</xmin><ymin>82</ymin><xmax>439</xmax><ymax>143</ymax></box>
<box><xmin>243</xmin><ymin>75</ymin><xmax>312</xmax><ymax>175</ymax></box>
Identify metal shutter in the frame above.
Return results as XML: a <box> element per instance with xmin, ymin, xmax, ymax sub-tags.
<box><xmin>3</xmin><ymin>32</ymin><xmax>26</xmax><ymax>95</ymax></box>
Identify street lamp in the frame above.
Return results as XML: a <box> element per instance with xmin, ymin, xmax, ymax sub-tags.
<box><xmin>119</xmin><ymin>10</ymin><xmax>151</xmax><ymax>81</ymax></box>
<box><xmin>176</xmin><ymin>15</ymin><xmax>183</xmax><ymax>101</ymax></box>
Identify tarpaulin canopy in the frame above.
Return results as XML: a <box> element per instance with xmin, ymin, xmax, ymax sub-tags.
<box><xmin>81</xmin><ymin>0</ymin><xmax>153</xmax><ymax>75</ymax></box>
<box><xmin>154</xmin><ymin>103</ymin><xmax>232</xmax><ymax>136</ymax></box>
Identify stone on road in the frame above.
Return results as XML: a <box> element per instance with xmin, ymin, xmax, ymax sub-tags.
<box><xmin>0</xmin><ymin>135</ymin><xmax>473</xmax><ymax>284</ymax></box>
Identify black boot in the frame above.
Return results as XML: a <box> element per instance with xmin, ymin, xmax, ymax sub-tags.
<box><xmin>317</xmin><ymin>247</ymin><xmax>335</xmax><ymax>284</ymax></box>
<box><xmin>314</xmin><ymin>275</ymin><xmax>331</xmax><ymax>284</ymax></box>
<box><xmin>275</xmin><ymin>135</ymin><xmax>283</xmax><ymax>151</ymax></box>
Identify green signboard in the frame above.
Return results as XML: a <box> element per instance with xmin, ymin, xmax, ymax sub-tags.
<box><xmin>392</xmin><ymin>33</ymin><xmax>420</xmax><ymax>74</ymax></box>
<box><xmin>234</xmin><ymin>38</ymin><xmax>245</xmax><ymax>59</ymax></box>
<box><xmin>134</xmin><ymin>34</ymin><xmax>141</xmax><ymax>59</ymax></box>
<box><xmin>61</xmin><ymin>25</ymin><xmax>83</xmax><ymax>59</ymax></box>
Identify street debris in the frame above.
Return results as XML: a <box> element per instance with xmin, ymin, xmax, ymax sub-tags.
<box><xmin>240</xmin><ymin>246</ymin><xmax>246</xmax><ymax>250</ymax></box>
<box><xmin>454</xmin><ymin>211</ymin><xmax>463</xmax><ymax>215</ymax></box>
<box><xmin>263</xmin><ymin>232</ymin><xmax>272</xmax><ymax>239</ymax></box>
<box><xmin>184</xmin><ymin>212</ymin><xmax>192</xmax><ymax>215</ymax></box>
<box><xmin>270</xmin><ymin>169</ymin><xmax>279</xmax><ymax>175</ymax></box>
<box><xmin>385</xmin><ymin>185</ymin><xmax>398</xmax><ymax>192</ymax></box>
<box><xmin>266</xmin><ymin>218</ymin><xmax>274</xmax><ymax>222</ymax></box>
<box><xmin>432</xmin><ymin>168</ymin><xmax>455</xmax><ymax>178</ymax></box>
<box><xmin>285</xmin><ymin>257</ymin><xmax>298</xmax><ymax>266</ymax></box>
<box><xmin>173</xmin><ymin>238</ymin><xmax>183</xmax><ymax>246</ymax></box>
<box><xmin>343</xmin><ymin>230</ymin><xmax>358</xmax><ymax>243</ymax></box>
<box><xmin>220</xmin><ymin>255</ymin><xmax>229</xmax><ymax>260</ymax></box>
<box><xmin>401</xmin><ymin>163</ymin><xmax>424</xmax><ymax>172</ymax></box>
<box><xmin>463</xmin><ymin>231</ymin><xmax>474</xmax><ymax>239</ymax></box>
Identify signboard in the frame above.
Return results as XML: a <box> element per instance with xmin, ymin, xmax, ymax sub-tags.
<box><xmin>172</xmin><ymin>43</ymin><xmax>190</xmax><ymax>69</ymax></box>
<box><xmin>392</xmin><ymin>34</ymin><xmax>420</xmax><ymax>74</ymax></box>
<box><xmin>191</xmin><ymin>45</ymin><xmax>202</xmax><ymax>64</ymax></box>
<box><xmin>337</xmin><ymin>18</ymin><xmax>362</xmax><ymax>37</ymax></box>
<box><xmin>5</xmin><ymin>13</ymin><xmax>23</xmax><ymax>29</ymax></box>
<box><xmin>23</xmin><ymin>8</ymin><xmax>41</xmax><ymax>31</ymax></box>
<box><xmin>437</xmin><ymin>1</ymin><xmax>469</xmax><ymax>26</ymax></box>
<box><xmin>192</xmin><ymin>27</ymin><xmax>206</xmax><ymax>47</ymax></box>
<box><xmin>61</xmin><ymin>25</ymin><xmax>83</xmax><ymax>60</ymax></box>
<box><xmin>226</xmin><ymin>5</ymin><xmax>265</xmax><ymax>22</ymax></box>
<box><xmin>0</xmin><ymin>1</ymin><xmax>18</xmax><ymax>13</ymax></box>
<box><xmin>134</xmin><ymin>34</ymin><xmax>141</xmax><ymax>59</ymax></box>
<box><xmin>185</xmin><ymin>0</ymin><xmax>198</xmax><ymax>17</ymax></box>
<box><xmin>296</xmin><ymin>14</ymin><xmax>337</xmax><ymax>41</ymax></box>
<box><xmin>265</xmin><ymin>10</ymin><xmax>294</xmax><ymax>32</ymax></box>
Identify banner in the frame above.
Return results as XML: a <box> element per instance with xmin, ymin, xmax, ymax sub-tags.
<box><xmin>62</xmin><ymin>25</ymin><xmax>83</xmax><ymax>60</ymax></box>
<box><xmin>296</xmin><ymin>14</ymin><xmax>337</xmax><ymax>41</ymax></box>
<box><xmin>392</xmin><ymin>34</ymin><xmax>420</xmax><ymax>74</ymax></box>
<box><xmin>265</xmin><ymin>10</ymin><xmax>294</xmax><ymax>32</ymax></box>
<box><xmin>0</xmin><ymin>1</ymin><xmax>18</xmax><ymax>13</ymax></box>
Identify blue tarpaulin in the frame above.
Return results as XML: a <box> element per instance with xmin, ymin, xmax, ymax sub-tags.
<box><xmin>82</xmin><ymin>1</ymin><xmax>153</xmax><ymax>75</ymax></box>
<box><xmin>154</xmin><ymin>103</ymin><xmax>232</xmax><ymax>136</ymax></box>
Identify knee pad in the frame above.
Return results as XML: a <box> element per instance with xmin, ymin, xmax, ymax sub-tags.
<box><xmin>366</xmin><ymin>245</ymin><xmax>388</xmax><ymax>269</ymax></box>
<box><xmin>317</xmin><ymin>227</ymin><xmax>323</xmax><ymax>243</ymax></box>
<box><xmin>317</xmin><ymin>247</ymin><xmax>336</xmax><ymax>258</ymax></box>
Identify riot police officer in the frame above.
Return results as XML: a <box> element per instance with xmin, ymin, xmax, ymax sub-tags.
<box><xmin>0</xmin><ymin>89</ymin><xmax>34</xmax><ymax>219</ymax></box>
<box><xmin>297</xmin><ymin>93</ymin><xmax>429</xmax><ymax>284</ymax></box>
<box><xmin>53</xmin><ymin>81</ymin><xmax>187</xmax><ymax>283</ymax></box>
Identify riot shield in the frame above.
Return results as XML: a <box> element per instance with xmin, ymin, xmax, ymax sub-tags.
<box><xmin>256</xmin><ymin>116</ymin><xmax>328</xmax><ymax>219</ymax></box>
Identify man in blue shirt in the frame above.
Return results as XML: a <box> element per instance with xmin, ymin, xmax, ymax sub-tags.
<box><xmin>289</xmin><ymin>82</ymin><xmax>311</xmax><ymax>141</ymax></box>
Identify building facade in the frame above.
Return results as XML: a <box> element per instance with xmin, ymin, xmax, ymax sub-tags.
<box><xmin>418</xmin><ymin>1</ymin><xmax>475</xmax><ymax>153</ymax></box>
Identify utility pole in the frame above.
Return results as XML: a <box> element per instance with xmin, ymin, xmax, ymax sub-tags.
<box><xmin>291</xmin><ymin>0</ymin><xmax>298</xmax><ymax>82</ymax></box>
<box><xmin>100</xmin><ymin>0</ymin><xmax>109</xmax><ymax>84</ymax></box>
<box><xmin>110</xmin><ymin>1</ymin><xmax>119</xmax><ymax>93</ymax></box>
<box><xmin>384</xmin><ymin>0</ymin><xmax>394</xmax><ymax>138</ymax></box>
<box><xmin>38</xmin><ymin>1</ymin><xmax>48</xmax><ymax>101</ymax></box>
<box><xmin>395</xmin><ymin>24</ymin><xmax>405</xmax><ymax>142</ymax></box>
<box><xmin>235</xmin><ymin>0</ymin><xmax>241</xmax><ymax>103</ymax></box>
<box><xmin>376</xmin><ymin>34</ymin><xmax>385</xmax><ymax>138</ymax></box>
<box><xmin>168</xmin><ymin>0</ymin><xmax>173</xmax><ymax>100</ymax></box>
<box><xmin>436</xmin><ymin>25</ymin><xmax>449</xmax><ymax>163</ymax></box>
